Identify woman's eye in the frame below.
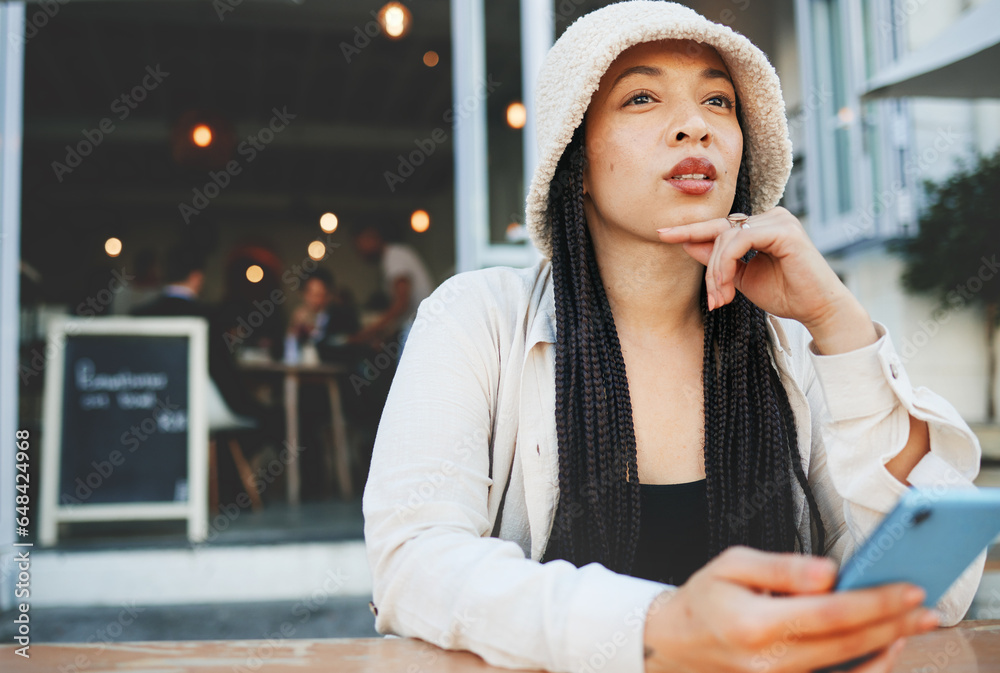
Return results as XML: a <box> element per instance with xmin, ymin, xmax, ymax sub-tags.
<box><xmin>624</xmin><ymin>91</ymin><xmax>654</xmax><ymax>106</ymax></box>
<box><xmin>707</xmin><ymin>94</ymin><xmax>735</xmax><ymax>108</ymax></box>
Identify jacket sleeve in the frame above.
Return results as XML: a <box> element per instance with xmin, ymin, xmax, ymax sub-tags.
<box><xmin>362</xmin><ymin>275</ymin><xmax>673</xmax><ymax>673</ymax></box>
<box><xmin>793</xmin><ymin>318</ymin><xmax>985</xmax><ymax>626</ymax></box>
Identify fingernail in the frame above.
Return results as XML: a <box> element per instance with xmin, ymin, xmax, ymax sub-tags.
<box><xmin>891</xmin><ymin>638</ymin><xmax>906</xmax><ymax>655</ymax></box>
<box><xmin>657</xmin><ymin>227</ymin><xmax>671</xmax><ymax>233</ymax></box>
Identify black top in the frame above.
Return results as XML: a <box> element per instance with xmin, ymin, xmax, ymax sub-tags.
<box><xmin>629</xmin><ymin>478</ymin><xmax>710</xmax><ymax>586</ymax></box>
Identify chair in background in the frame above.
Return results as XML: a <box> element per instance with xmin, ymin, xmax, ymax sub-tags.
<box><xmin>205</xmin><ymin>378</ymin><xmax>263</xmax><ymax>514</ymax></box>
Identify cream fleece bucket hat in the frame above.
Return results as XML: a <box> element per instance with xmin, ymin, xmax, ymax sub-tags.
<box><xmin>525</xmin><ymin>0</ymin><xmax>792</xmax><ymax>260</ymax></box>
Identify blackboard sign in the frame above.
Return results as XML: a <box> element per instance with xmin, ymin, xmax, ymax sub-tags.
<box><xmin>59</xmin><ymin>335</ymin><xmax>190</xmax><ymax>505</ymax></box>
<box><xmin>41</xmin><ymin>317</ymin><xmax>208</xmax><ymax>544</ymax></box>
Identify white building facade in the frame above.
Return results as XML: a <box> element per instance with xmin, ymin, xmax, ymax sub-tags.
<box><xmin>792</xmin><ymin>0</ymin><xmax>1000</xmax><ymax>425</ymax></box>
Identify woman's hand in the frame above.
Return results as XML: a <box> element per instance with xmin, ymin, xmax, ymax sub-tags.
<box><xmin>657</xmin><ymin>207</ymin><xmax>860</xmax><ymax>337</ymax></box>
<box><xmin>643</xmin><ymin>546</ymin><xmax>940</xmax><ymax>673</ymax></box>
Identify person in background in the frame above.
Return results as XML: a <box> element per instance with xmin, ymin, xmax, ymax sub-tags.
<box><xmin>131</xmin><ymin>244</ymin><xmax>253</xmax><ymax>417</ymax></box>
<box><xmin>286</xmin><ymin>268</ymin><xmax>362</xmax><ymax>500</ymax></box>
<box><xmin>287</xmin><ymin>268</ymin><xmax>360</xmax><ymax>361</ymax></box>
<box><xmin>348</xmin><ymin>222</ymin><xmax>433</xmax><ymax>352</ymax></box>
<box><xmin>132</xmin><ymin>244</ymin><xmax>283</xmax><ymax>503</ymax></box>
<box><xmin>111</xmin><ymin>248</ymin><xmax>161</xmax><ymax>316</ymax></box>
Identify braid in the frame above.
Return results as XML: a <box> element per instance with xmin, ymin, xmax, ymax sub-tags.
<box><xmin>541</xmin><ymin>107</ymin><xmax>827</xmax><ymax>573</ymax></box>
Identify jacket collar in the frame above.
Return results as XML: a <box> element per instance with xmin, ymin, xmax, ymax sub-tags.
<box><xmin>524</xmin><ymin>258</ymin><xmax>556</xmax><ymax>352</ymax></box>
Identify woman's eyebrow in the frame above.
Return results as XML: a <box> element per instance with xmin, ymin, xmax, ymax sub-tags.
<box><xmin>610</xmin><ymin>64</ymin><xmax>733</xmax><ymax>92</ymax></box>
<box><xmin>702</xmin><ymin>67</ymin><xmax>734</xmax><ymax>87</ymax></box>
<box><xmin>610</xmin><ymin>65</ymin><xmax>662</xmax><ymax>91</ymax></box>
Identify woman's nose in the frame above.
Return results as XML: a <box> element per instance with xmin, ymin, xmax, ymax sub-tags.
<box><xmin>667</xmin><ymin>109</ymin><xmax>711</xmax><ymax>145</ymax></box>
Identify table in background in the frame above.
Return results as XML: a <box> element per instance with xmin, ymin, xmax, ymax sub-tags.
<box><xmin>6</xmin><ymin>621</ymin><xmax>1000</xmax><ymax>672</ymax></box>
<box><xmin>238</xmin><ymin>360</ymin><xmax>354</xmax><ymax>505</ymax></box>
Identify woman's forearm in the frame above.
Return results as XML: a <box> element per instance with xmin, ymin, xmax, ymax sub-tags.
<box><xmin>884</xmin><ymin>414</ymin><xmax>931</xmax><ymax>487</ymax></box>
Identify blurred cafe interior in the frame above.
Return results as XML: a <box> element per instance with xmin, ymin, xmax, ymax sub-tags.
<box><xmin>13</xmin><ymin>1</ymin><xmax>546</xmax><ymax>534</ymax></box>
<box><xmin>1</xmin><ymin>0</ymin><xmax>579</xmax><ymax>611</ymax></box>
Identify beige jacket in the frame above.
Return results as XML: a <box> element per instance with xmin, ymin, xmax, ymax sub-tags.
<box><xmin>363</xmin><ymin>258</ymin><xmax>985</xmax><ymax>673</ymax></box>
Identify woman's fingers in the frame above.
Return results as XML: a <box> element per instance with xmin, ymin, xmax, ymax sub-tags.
<box><xmin>706</xmin><ymin>547</ymin><xmax>838</xmax><ymax>594</ymax></box>
<box><xmin>743</xmin><ymin>600</ymin><xmax>928</xmax><ymax>673</ymax></box>
<box><xmin>708</xmin><ymin>230</ymin><xmax>740</xmax><ymax>307</ymax></box>
<box><xmin>780</xmin><ymin>611</ymin><xmax>925</xmax><ymax>673</ymax></box>
<box><xmin>679</xmin><ymin>241</ymin><xmax>713</xmax><ymax>266</ymax></box>
<box><xmin>757</xmin><ymin>583</ymin><xmax>932</xmax><ymax>640</ymax></box>
<box><xmin>644</xmin><ymin>548</ymin><xmax>931</xmax><ymax>673</ymax></box>
<box><xmin>658</xmin><ymin>218</ymin><xmax>729</xmax><ymax>308</ymax></box>
<box><xmin>659</xmin><ymin>218</ymin><xmax>757</xmax><ymax>309</ymax></box>
<box><xmin>703</xmin><ymin>549</ymin><xmax>938</xmax><ymax>669</ymax></box>
<box><xmin>714</xmin><ymin>224</ymin><xmax>778</xmax><ymax>297</ymax></box>
<box><xmin>658</xmin><ymin>210</ymin><xmax>802</xmax><ymax>311</ymax></box>
<box><xmin>656</xmin><ymin>217</ymin><xmax>730</xmax><ymax>243</ymax></box>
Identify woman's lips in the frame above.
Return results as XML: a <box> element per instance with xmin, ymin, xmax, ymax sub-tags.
<box><xmin>666</xmin><ymin>177</ymin><xmax>715</xmax><ymax>195</ymax></box>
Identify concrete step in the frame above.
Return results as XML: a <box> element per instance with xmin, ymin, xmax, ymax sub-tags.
<box><xmin>16</xmin><ymin>540</ymin><xmax>370</xmax><ymax>608</ymax></box>
<box><xmin>0</xmin><ymin>597</ymin><xmax>378</xmax><ymax>644</ymax></box>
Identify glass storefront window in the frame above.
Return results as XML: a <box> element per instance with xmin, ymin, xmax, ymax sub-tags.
<box><xmin>811</xmin><ymin>0</ymin><xmax>855</xmax><ymax>218</ymax></box>
<box><xmin>484</xmin><ymin>0</ymin><xmax>526</xmax><ymax>245</ymax></box>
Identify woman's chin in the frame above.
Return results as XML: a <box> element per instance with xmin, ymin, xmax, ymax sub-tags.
<box><xmin>652</xmin><ymin>209</ymin><xmax>728</xmax><ymax>231</ymax></box>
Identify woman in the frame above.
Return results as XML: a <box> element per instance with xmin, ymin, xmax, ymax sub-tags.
<box><xmin>363</xmin><ymin>3</ymin><xmax>986</xmax><ymax>672</ymax></box>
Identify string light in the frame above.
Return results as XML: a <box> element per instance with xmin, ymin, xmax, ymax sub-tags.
<box><xmin>411</xmin><ymin>209</ymin><xmax>430</xmax><ymax>232</ymax></box>
<box><xmin>506</xmin><ymin>102</ymin><xmax>527</xmax><ymax>129</ymax></box>
<box><xmin>320</xmin><ymin>212</ymin><xmax>339</xmax><ymax>233</ymax></box>
<box><xmin>307</xmin><ymin>241</ymin><xmax>326</xmax><ymax>261</ymax></box>
<box><xmin>104</xmin><ymin>237</ymin><xmax>122</xmax><ymax>257</ymax></box>
<box><xmin>191</xmin><ymin>124</ymin><xmax>213</xmax><ymax>147</ymax></box>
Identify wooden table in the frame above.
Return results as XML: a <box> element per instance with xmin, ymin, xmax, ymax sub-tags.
<box><xmin>4</xmin><ymin>623</ymin><xmax>1000</xmax><ymax>672</ymax></box>
<box><xmin>238</xmin><ymin>360</ymin><xmax>354</xmax><ymax>505</ymax></box>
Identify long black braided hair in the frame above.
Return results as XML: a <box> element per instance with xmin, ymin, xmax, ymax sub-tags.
<box><xmin>540</xmin><ymin>99</ymin><xmax>827</xmax><ymax>575</ymax></box>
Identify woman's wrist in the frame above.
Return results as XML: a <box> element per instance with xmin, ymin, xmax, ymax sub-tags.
<box><xmin>804</xmin><ymin>294</ymin><xmax>879</xmax><ymax>356</ymax></box>
<box><xmin>643</xmin><ymin>589</ymin><xmax>691</xmax><ymax>673</ymax></box>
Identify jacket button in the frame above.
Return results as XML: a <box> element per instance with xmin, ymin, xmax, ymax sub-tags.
<box><xmin>890</xmin><ymin>363</ymin><xmax>899</xmax><ymax>379</ymax></box>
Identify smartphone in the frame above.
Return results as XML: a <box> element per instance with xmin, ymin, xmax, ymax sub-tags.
<box><xmin>813</xmin><ymin>485</ymin><xmax>1000</xmax><ymax>673</ymax></box>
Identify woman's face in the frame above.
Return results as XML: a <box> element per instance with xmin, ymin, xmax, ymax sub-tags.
<box><xmin>582</xmin><ymin>39</ymin><xmax>743</xmax><ymax>240</ymax></box>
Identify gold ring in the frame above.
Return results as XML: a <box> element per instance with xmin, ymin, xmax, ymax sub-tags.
<box><xmin>727</xmin><ymin>213</ymin><xmax>750</xmax><ymax>229</ymax></box>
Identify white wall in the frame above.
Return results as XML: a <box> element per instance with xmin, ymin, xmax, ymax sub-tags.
<box><xmin>833</xmin><ymin>248</ymin><xmax>993</xmax><ymax>424</ymax></box>
<box><xmin>822</xmin><ymin>0</ymin><xmax>1000</xmax><ymax>428</ymax></box>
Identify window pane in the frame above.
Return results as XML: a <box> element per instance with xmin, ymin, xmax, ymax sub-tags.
<box><xmin>484</xmin><ymin>0</ymin><xmax>525</xmax><ymax>245</ymax></box>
